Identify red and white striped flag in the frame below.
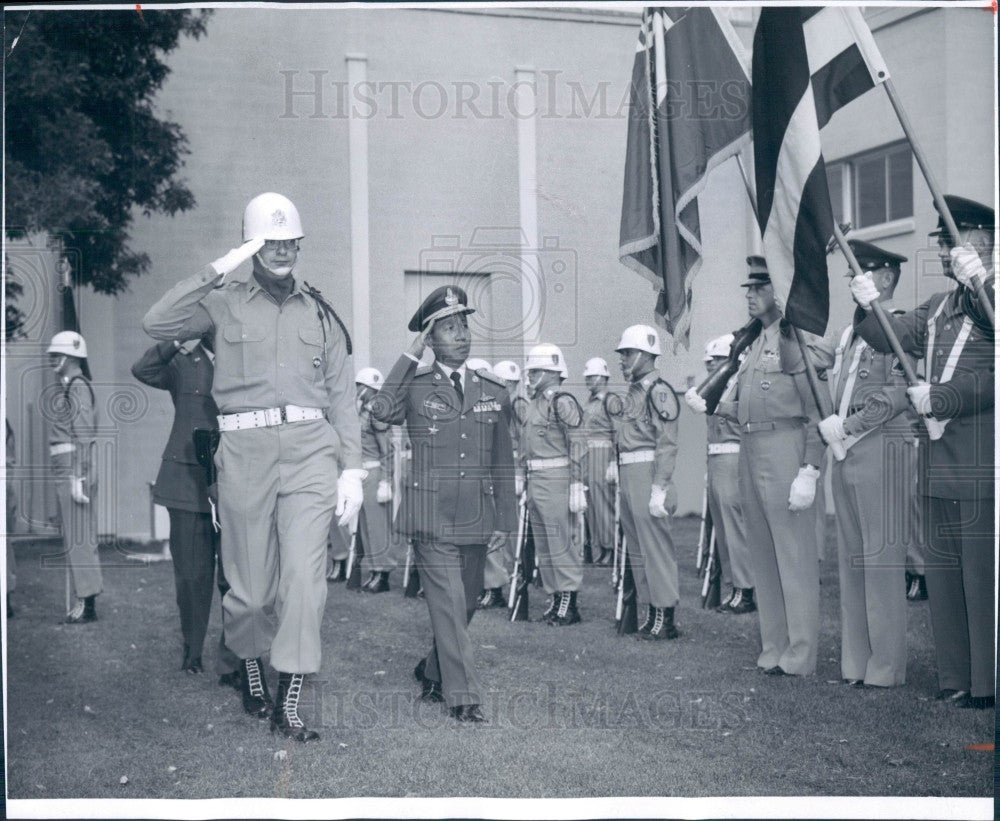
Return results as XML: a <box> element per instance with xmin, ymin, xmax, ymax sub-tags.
<box><xmin>753</xmin><ymin>7</ymin><xmax>888</xmax><ymax>335</ymax></box>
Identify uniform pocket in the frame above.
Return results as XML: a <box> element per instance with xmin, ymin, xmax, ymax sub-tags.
<box><xmin>222</xmin><ymin>324</ymin><xmax>268</xmax><ymax>379</ymax></box>
<box><xmin>297</xmin><ymin>326</ymin><xmax>325</xmax><ymax>383</ymax></box>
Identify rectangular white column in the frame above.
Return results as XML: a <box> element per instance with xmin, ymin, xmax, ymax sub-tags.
<box><xmin>515</xmin><ymin>66</ymin><xmax>540</xmax><ymax>356</ymax></box>
<box><xmin>346</xmin><ymin>54</ymin><xmax>371</xmax><ymax>366</ymax></box>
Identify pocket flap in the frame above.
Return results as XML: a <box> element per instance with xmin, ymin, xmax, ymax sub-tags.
<box><xmin>223</xmin><ymin>324</ymin><xmax>265</xmax><ymax>343</ymax></box>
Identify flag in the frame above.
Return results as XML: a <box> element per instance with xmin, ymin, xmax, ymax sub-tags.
<box><xmin>619</xmin><ymin>7</ymin><xmax>752</xmax><ymax>349</ymax></box>
<box><xmin>753</xmin><ymin>7</ymin><xmax>888</xmax><ymax>335</ymax></box>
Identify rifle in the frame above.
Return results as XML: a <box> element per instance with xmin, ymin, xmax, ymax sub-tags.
<box><xmin>508</xmin><ymin>491</ymin><xmax>530</xmax><ymax>622</ymax></box>
<box><xmin>692</xmin><ymin>317</ymin><xmax>762</xmax><ymax>414</ymax></box>
<box><xmin>193</xmin><ymin>428</ymin><xmax>221</xmax><ymax>531</ymax></box>
<box><xmin>611</xmin><ymin>476</ymin><xmax>621</xmax><ymax>588</ymax></box>
<box><xmin>403</xmin><ymin>541</ymin><xmax>421</xmax><ymax>598</ymax></box>
<box><xmin>695</xmin><ymin>478</ymin><xmax>710</xmax><ymax>571</ymax></box>
<box><xmin>700</xmin><ymin>527</ymin><xmax>722</xmax><ymax>609</ymax></box>
<box><xmin>345</xmin><ymin>525</ymin><xmax>363</xmax><ymax>590</ymax></box>
<box><xmin>614</xmin><ymin>534</ymin><xmax>628</xmax><ymax>621</ymax></box>
<box><xmin>615</xmin><ymin>544</ymin><xmax>638</xmax><ymax>636</ymax></box>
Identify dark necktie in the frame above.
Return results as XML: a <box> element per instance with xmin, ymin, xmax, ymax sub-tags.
<box><xmin>450</xmin><ymin>371</ymin><xmax>464</xmax><ymax>406</ymax></box>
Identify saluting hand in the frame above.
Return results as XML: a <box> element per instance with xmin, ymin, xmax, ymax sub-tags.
<box><xmin>210</xmin><ymin>237</ymin><xmax>265</xmax><ymax>279</ymax></box>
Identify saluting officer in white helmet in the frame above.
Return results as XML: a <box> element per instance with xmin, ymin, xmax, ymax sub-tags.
<box><xmin>520</xmin><ymin>343</ymin><xmax>588</xmax><ymax>626</ymax></box>
<box><xmin>46</xmin><ymin>331</ymin><xmax>103</xmax><ymax>623</ymax></box>
<box><xmin>143</xmin><ymin>192</ymin><xmax>364</xmax><ymax>742</ymax></box>
<box><xmin>353</xmin><ymin>367</ymin><xmax>398</xmax><ymax>593</ymax></box>
<box><xmin>612</xmin><ymin>325</ymin><xmax>681</xmax><ymax>640</ymax></box>
<box><xmin>581</xmin><ymin>357</ymin><xmax>615</xmax><ymax>567</ymax></box>
<box><xmin>478</xmin><ymin>360</ymin><xmax>524</xmax><ymax>607</ymax></box>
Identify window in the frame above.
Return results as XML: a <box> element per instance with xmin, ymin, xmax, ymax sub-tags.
<box><xmin>826</xmin><ymin>142</ymin><xmax>913</xmax><ymax>229</ymax></box>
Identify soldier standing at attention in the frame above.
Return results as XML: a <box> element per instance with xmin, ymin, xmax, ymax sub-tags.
<box><xmin>850</xmin><ymin>196</ymin><xmax>995</xmax><ymax>709</ymax></box>
<box><xmin>374</xmin><ymin>286</ymin><xmax>516</xmax><ymax>723</ymax></box>
<box><xmin>612</xmin><ymin>325</ymin><xmax>681</xmax><ymax>641</ymax></box>
<box><xmin>354</xmin><ymin>367</ymin><xmax>396</xmax><ymax>594</ymax></box>
<box><xmin>46</xmin><ymin>331</ymin><xmax>103</xmax><ymax>624</ymax></box>
<box><xmin>143</xmin><ymin>192</ymin><xmax>364</xmax><ymax>742</ymax></box>
<box><xmin>521</xmin><ymin>344</ymin><xmax>588</xmax><ymax>626</ymax></box>
<box><xmin>689</xmin><ymin>257</ymin><xmax>824</xmax><ymax>676</ymax></box>
<box><xmin>701</xmin><ymin>335</ymin><xmax>755</xmax><ymax>615</ymax></box>
<box><xmin>581</xmin><ymin>357</ymin><xmax>616</xmax><ymax>568</ymax></box>
<box><xmin>813</xmin><ymin>240</ymin><xmax>915</xmax><ymax>688</ymax></box>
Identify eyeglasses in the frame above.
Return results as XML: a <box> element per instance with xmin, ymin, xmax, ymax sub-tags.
<box><xmin>262</xmin><ymin>239</ymin><xmax>300</xmax><ymax>253</ymax></box>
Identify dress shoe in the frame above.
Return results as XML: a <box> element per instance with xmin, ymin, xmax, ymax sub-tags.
<box><xmin>420</xmin><ymin>679</ymin><xmax>444</xmax><ymax>703</ymax></box>
<box><xmin>934</xmin><ymin>688</ymin><xmax>971</xmax><ymax>702</ymax></box>
<box><xmin>271</xmin><ymin>672</ymin><xmax>320</xmax><ymax>742</ymax></box>
<box><xmin>183</xmin><ymin>656</ymin><xmax>204</xmax><ymax>674</ymax></box>
<box><xmin>64</xmin><ymin>596</ymin><xmax>97</xmax><ymax>624</ymax></box>
<box><xmin>958</xmin><ymin>695</ymin><xmax>995</xmax><ymax>710</ymax></box>
<box><xmin>364</xmin><ymin>571</ymin><xmax>391</xmax><ymax>594</ymax></box>
<box><xmin>550</xmin><ymin>591</ymin><xmax>581</xmax><ymax>626</ymax></box>
<box><xmin>218</xmin><ymin>670</ymin><xmax>242</xmax><ymax>690</ymax></box>
<box><xmin>413</xmin><ymin>658</ymin><xmax>427</xmax><ymax>683</ymax></box>
<box><xmin>240</xmin><ymin>657</ymin><xmax>274</xmax><ymax>719</ymax></box>
<box><xmin>449</xmin><ymin>704</ymin><xmax>486</xmax><ymax>723</ymax></box>
<box><xmin>478</xmin><ymin>587</ymin><xmax>506</xmax><ymax>609</ymax></box>
<box><xmin>763</xmin><ymin>666</ymin><xmax>786</xmax><ymax>676</ymax></box>
<box><xmin>641</xmin><ymin>607</ymin><xmax>679</xmax><ymax>640</ymax></box>
<box><xmin>842</xmin><ymin>678</ymin><xmax>864</xmax><ymax>688</ymax></box>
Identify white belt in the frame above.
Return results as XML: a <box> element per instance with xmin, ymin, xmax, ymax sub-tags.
<box><xmin>218</xmin><ymin>405</ymin><xmax>324</xmax><ymax>432</ymax></box>
<box><xmin>362</xmin><ymin>459</ymin><xmax>382</xmax><ymax>470</ymax></box>
<box><xmin>619</xmin><ymin>450</ymin><xmax>655</xmax><ymax>465</ymax></box>
<box><xmin>587</xmin><ymin>439</ymin><xmax>613</xmax><ymax>448</ymax></box>
<box><xmin>49</xmin><ymin>443</ymin><xmax>76</xmax><ymax>456</ymax></box>
<box><xmin>527</xmin><ymin>457</ymin><xmax>570</xmax><ymax>471</ymax></box>
<box><xmin>708</xmin><ymin>442</ymin><xmax>740</xmax><ymax>455</ymax></box>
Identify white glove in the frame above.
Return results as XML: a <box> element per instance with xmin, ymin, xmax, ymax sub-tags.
<box><xmin>849</xmin><ymin>272</ymin><xmax>880</xmax><ymax>309</ymax></box>
<box><xmin>604</xmin><ymin>461</ymin><xmax>618</xmax><ymax>484</ymax></box>
<box><xmin>818</xmin><ymin>414</ymin><xmax>847</xmax><ymax>445</ymax></box>
<box><xmin>907</xmin><ymin>382</ymin><xmax>932</xmax><ymax>417</ymax></box>
<box><xmin>515</xmin><ymin>473</ymin><xmax>525</xmax><ymax>497</ymax></box>
<box><xmin>336</xmin><ymin>468</ymin><xmax>368</xmax><ymax>528</ymax></box>
<box><xmin>70</xmin><ymin>476</ymin><xmax>90</xmax><ymax>505</ymax></box>
<box><xmin>210</xmin><ymin>238</ymin><xmax>265</xmax><ymax>278</ymax></box>
<box><xmin>376</xmin><ymin>479</ymin><xmax>392</xmax><ymax>504</ymax></box>
<box><xmin>649</xmin><ymin>484</ymin><xmax>670</xmax><ymax>518</ymax></box>
<box><xmin>788</xmin><ymin>465</ymin><xmax>820</xmax><ymax>512</ymax></box>
<box><xmin>684</xmin><ymin>387</ymin><xmax>708</xmax><ymax>414</ymax></box>
<box><xmin>950</xmin><ymin>244</ymin><xmax>987</xmax><ymax>288</ymax></box>
<box><xmin>569</xmin><ymin>482</ymin><xmax>588</xmax><ymax>514</ymax></box>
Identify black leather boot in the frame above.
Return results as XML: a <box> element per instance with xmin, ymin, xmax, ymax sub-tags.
<box><xmin>642</xmin><ymin>607</ymin><xmax>680</xmax><ymax>640</ymax></box>
<box><xmin>552</xmin><ymin>591</ymin><xmax>581</xmax><ymax>626</ymax></box>
<box><xmin>364</xmin><ymin>571</ymin><xmax>390</xmax><ymax>594</ymax></box>
<box><xmin>637</xmin><ymin>604</ymin><xmax>656</xmax><ymax>635</ymax></box>
<box><xmin>240</xmin><ymin>657</ymin><xmax>274</xmax><ymax>719</ymax></box>
<box><xmin>726</xmin><ymin>588</ymin><xmax>756</xmax><ymax>614</ymax></box>
<box><xmin>271</xmin><ymin>672</ymin><xmax>320</xmax><ymax>742</ymax></box>
<box><xmin>541</xmin><ymin>593</ymin><xmax>559</xmax><ymax>623</ymax></box>
<box><xmin>479</xmin><ymin>587</ymin><xmax>505</xmax><ymax>608</ymax></box>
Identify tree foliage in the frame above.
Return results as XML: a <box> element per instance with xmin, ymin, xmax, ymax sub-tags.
<box><xmin>4</xmin><ymin>9</ymin><xmax>212</xmax><ymax>294</ymax></box>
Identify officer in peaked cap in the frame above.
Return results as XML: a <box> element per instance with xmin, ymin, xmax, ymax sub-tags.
<box><xmin>812</xmin><ymin>239</ymin><xmax>917</xmax><ymax>688</ymax></box>
<box><xmin>850</xmin><ymin>195</ymin><xmax>995</xmax><ymax>709</ymax></box>
<box><xmin>373</xmin><ymin>285</ymin><xmax>516</xmax><ymax>723</ymax></box>
<box><xmin>692</xmin><ymin>255</ymin><xmax>825</xmax><ymax>675</ymax></box>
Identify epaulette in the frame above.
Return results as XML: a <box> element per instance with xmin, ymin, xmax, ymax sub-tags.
<box><xmin>476</xmin><ymin>368</ymin><xmax>506</xmax><ymax>387</ymax></box>
<box><xmin>414</xmin><ymin>364</ymin><xmax>434</xmax><ymax>377</ymax></box>
<box><xmin>302</xmin><ymin>281</ymin><xmax>353</xmax><ymax>355</ymax></box>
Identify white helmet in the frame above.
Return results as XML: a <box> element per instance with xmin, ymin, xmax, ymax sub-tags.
<box><xmin>583</xmin><ymin>357</ymin><xmax>610</xmax><ymax>378</ymax></box>
<box><xmin>615</xmin><ymin>324</ymin><xmax>661</xmax><ymax>356</ymax></box>
<box><xmin>355</xmin><ymin>367</ymin><xmax>383</xmax><ymax>390</ymax></box>
<box><xmin>493</xmin><ymin>360</ymin><xmax>521</xmax><ymax>382</ymax></box>
<box><xmin>703</xmin><ymin>333</ymin><xmax>735</xmax><ymax>362</ymax></box>
<box><xmin>466</xmin><ymin>357</ymin><xmax>492</xmax><ymax>374</ymax></box>
<box><xmin>525</xmin><ymin>343</ymin><xmax>568</xmax><ymax>378</ymax></box>
<box><xmin>47</xmin><ymin>330</ymin><xmax>88</xmax><ymax>358</ymax></box>
<box><xmin>242</xmin><ymin>192</ymin><xmax>304</xmax><ymax>242</ymax></box>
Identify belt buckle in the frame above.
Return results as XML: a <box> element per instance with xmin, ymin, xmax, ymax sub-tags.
<box><xmin>264</xmin><ymin>407</ymin><xmax>284</xmax><ymax>426</ymax></box>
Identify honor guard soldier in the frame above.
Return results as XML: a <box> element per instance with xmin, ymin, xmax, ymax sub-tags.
<box><xmin>612</xmin><ymin>325</ymin><xmax>681</xmax><ymax>641</ymax></box>
<box><xmin>581</xmin><ymin>357</ymin><xmax>616</xmax><ymax>567</ymax></box>
<box><xmin>691</xmin><ymin>257</ymin><xmax>824</xmax><ymax>675</ymax></box>
<box><xmin>143</xmin><ymin>192</ymin><xmax>364</xmax><ymax>742</ymax></box>
<box><xmin>521</xmin><ymin>344</ymin><xmax>588</xmax><ymax>625</ymax></box>
<box><xmin>702</xmin><ymin>335</ymin><xmax>755</xmax><ymax>614</ymax></box>
<box><xmin>373</xmin><ymin>286</ymin><xmax>516</xmax><ymax>723</ymax></box>
<box><xmin>813</xmin><ymin>240</ymin><xmax>916</xmax><ymax>688</ymax></box>
<box><xmin>479</xmin><ymin>360</ymin><xmax>522</xmax><ymax>607</ymax></box>
<box><xmin>355</xmin><ymin>368</ymin><xmax>396</xmax><ymax>593</ymax></box>
<box><xmin>850</xmin><ymin>195</ymin><xmax>995</xmax><ymax>709</ymax></box>
<box><xmin>46</xmin><ymin>331</ymin><xmax>103</xmax><ymax>624</ymax></box>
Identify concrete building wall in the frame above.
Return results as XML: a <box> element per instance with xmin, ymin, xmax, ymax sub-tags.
<box><xmin>6</xmin><ymin>7</ymin><xmax>994</xmax><ymax>539</ymax></box>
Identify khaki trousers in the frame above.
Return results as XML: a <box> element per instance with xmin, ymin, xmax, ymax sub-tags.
<box><xmin>527</xmin><ymin>470</ymin><xmax>582</xmax><ymax>594</ymax></box>
<box><xmin>51</xmin><ymin>452</ymin><xmax>103</xmax><ymax>599</ymax></box>
<box><xmin>618</xmin><ymin>461</ymin><xmax>678</xmax><ymax>608</ymax></box>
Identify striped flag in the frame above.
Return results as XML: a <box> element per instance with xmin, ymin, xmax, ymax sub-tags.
<box><xmin>753</xmin><ymin>7</ymin><xmax>889</xmax><ymax>335</ymax></box>
<box><xmin>619</xmin><ymin>7</ymin><xmax>752</xmax><ymax>349</ymax></box>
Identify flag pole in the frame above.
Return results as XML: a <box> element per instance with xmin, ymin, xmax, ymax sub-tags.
<box><xmin>830</xmin><ymin>222</ymin><xmax>944</xmax><ymax>440</ymax></box>
<box><xmin>736</xmin><ymin>156</ymin><xmax>847</xmax><ymax>461</ymax></box>
<box><xmin>881</xmin><ymin>79</ymin><xmax>994</xmax><ymax>329</ymax></box>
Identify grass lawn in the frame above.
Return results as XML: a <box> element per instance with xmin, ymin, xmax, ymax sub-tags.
<box><xmin>4</xmin><ymin>516</ymin><xmax>993</xmax><ymax>801</ymax></box>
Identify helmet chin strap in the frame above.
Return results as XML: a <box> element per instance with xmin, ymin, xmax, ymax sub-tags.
<box><xmin>253</xmin><ymin>252</ymin><xmax>295</xmax><ymax>278</ymax></box>
<box><xmin>622</xmin><ymin>350</ymin><xmax>641</xmax><ymax>381</ymax></box>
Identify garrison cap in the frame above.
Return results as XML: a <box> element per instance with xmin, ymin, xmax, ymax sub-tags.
<box><xmin>408</xmin><ymin>285</ymin><xmax>475</xmax><ymax>332</ymax></box>
<box><xmin>844</xmin><ymin>239</ymin><xmax>907</xmax><ymax>276</ymax></box>
<box><xmin>740</xmin><ymin>255</ymin><xmax>771</xmax><ymax>287</ymax></box>
<box><xmin>929</xmin><ymin>195</ymin><xmax>995</xmax><ymax>238</ymax></box>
